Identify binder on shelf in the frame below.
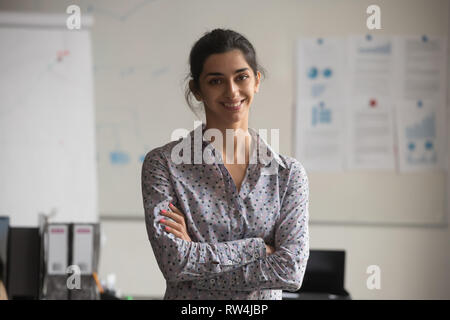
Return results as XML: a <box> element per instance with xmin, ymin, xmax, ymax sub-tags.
<box><xmin>72</xmin><ymin>224</ymin><xmax>94</xmax><ymax>275</ymax></box>
<box><xmin>41</xmin><ymin>222</ymin><xmax>101</xmax><ymax>300</ymax></box>
<box><xmin>46</xmin><ymin>225</ymin><xmax>69</xmax><ymax>275</ymax></box>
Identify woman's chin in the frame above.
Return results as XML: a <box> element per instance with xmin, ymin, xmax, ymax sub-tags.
<box><xmin>205</xmin><ymin>104</ymin><xmax>249</xmax><ymax>125</ymax></box>
<box><xmin>222</xmin><ymin>107</ymin><xmax>248</xmax><ymax>123</ymax></box>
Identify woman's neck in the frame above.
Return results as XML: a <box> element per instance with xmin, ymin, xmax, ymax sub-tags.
<box><xmin>204</xmin><ymin>122</ymin><xmax>251</xmax><ymax>165</ymax></box>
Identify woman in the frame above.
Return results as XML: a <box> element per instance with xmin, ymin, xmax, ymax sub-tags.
<box><xmin>142</xmin><ymin>29</ymin><xmax>309</xmax><ymax>300</ymax></box>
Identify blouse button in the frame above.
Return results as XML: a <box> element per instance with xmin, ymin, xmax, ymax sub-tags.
<box><xmin>210</xmin><ymin>279</ymin><xmax>216</xmax><ymax>284</ymax></box>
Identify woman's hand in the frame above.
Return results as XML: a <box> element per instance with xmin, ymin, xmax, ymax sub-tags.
<box><xmin>159</xmin><ymin>203</ymin><xmax>192</xmax><ymax>242</ymax></box>
<box><xmin>265</xmin><ymin>244</ymin><xmax>275</xmax><ymax>256</ymax></box>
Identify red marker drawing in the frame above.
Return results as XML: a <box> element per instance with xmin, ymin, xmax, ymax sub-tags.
<box><xmin>57</xmin><ymin>50</ymin><xmax>70</xmax><ymax>62</ymax></box>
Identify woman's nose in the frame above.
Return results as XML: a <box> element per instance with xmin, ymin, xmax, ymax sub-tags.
<box><xmin>224</xmin><ymin>80</ymin><xmax>239</xmax><ymax>97</ymax></box>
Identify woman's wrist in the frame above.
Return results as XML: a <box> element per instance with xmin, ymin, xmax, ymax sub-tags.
<box><xmin>265</xmin><ymin>243</ymin><xmax>275</xmax><ymax>256</ymax></box>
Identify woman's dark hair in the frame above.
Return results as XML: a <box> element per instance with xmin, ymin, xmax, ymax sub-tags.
<box><xmin>184</xmin><ymin>28</ymin><xmax>266</xmax><ymax>118</ymax></box>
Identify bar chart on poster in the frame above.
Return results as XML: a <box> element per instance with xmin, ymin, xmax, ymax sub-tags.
<box><xmin>0</xmin><ymin>13</ymin><xmax>98</xmax><ymax>227</ymax></box>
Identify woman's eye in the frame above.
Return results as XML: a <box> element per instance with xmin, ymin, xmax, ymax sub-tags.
<box><xmin>209</xmin><ymin>75</ymin><xmax>248</xmax><ymax>85</ymax></box>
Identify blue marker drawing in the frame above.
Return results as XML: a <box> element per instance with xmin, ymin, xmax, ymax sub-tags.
<box><xmin>120</xmin><ymin>66</ymin><xmax>135</xmax><ymax>78</ymax></box>
<box><xmin>139</xmin><ymin>154</ymin><xmax>146</xmax><ymax>163</ymax></box>
<box><xmin>110</xmin><ymin>151</ymin><xmax>130</xmax><ymax>165</ymax></box>
<box><xmin>151</xmin><ymin>66</ymin><xmax>169</xmax><ymax>77</ymax></box>
<box><xmin>317</xmin><ymin>38</ymin><xmax>323</xmax><ymax>45</ymax></box>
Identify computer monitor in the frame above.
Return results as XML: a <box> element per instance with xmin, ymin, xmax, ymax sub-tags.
<box><xmin>6</xmin><ymin>227</ymin><xmax>41</xmax><ymax>299</ymax></box>
<box><xmin>300</xmin><ymin>249</ymin><xmax>347</xmax><ymax>295</ymax></box>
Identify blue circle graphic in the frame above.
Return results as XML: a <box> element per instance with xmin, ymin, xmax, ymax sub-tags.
<box><xmin>308</xmin><ymin>67</ymin><xmax>318</xmax><ymax>79</ymax></box>
<box><xmin>323</xmin><ymin>68</ymin><xmax>332</xmax><ymax>78</ymax></box>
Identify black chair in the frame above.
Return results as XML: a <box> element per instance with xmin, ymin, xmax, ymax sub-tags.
<box><xmin>283</xmin><ymin>249</ymin><xmax>351</xmax><ymax>300</ymax></box>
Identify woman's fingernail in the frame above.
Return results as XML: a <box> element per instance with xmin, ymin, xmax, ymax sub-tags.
<box><xmin>165</xmin><ymin>226</ymin><xmax>170</xmax><ymax>231</ymax></box>
<box><xmin>161</xmin><ymin>209</ymin><xmax>167</xmax><ymax>213</ymax></box>
<box><xmin>169</xmin><ymin>203</ymin><xmax>173</xmax><ymax>207</ymax></box>
<box><xmin>160</xmin><ymin>219</ymin><xmax>165</xmax><ymax>223</ymax></box>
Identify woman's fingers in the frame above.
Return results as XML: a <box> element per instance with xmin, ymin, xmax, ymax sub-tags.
<box><xmin>159</xmin><ymin>218</ymin><xmax>182</xmax><ymax>232</ymax></box>
<box><xmin>161</xmin><ymin>209</ymin><xmax>183</xmax><ymax>224</ymax></box>
<box><xmin>159</xmin><ymin>204</ymin><xmax>192</xmax><ymax>242</ymax></box>
<box><xmin>169</xmin><ymin>203</ymin><xmax>184</xmax><ymax>217</ymax></box>
<box><xmin>164</xmin><ymin>226</ymin><xmax>183</xmax><ymax>239</ymax></box>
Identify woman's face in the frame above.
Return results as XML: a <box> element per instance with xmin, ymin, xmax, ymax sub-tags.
<box><xmin>191</xmin><ymin>49</ymin><xmax>261</xmax><ymax>127</ymax></box>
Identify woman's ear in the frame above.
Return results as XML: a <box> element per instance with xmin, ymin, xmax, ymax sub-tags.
<box><xmin>254</xmin><ymin>71</ymin><xmax>261</xmax><ymax>93</ymax></box>
<box><xmin>189</xmin><ymin>80</ymin><xmax>203</xmax><ymax>101</ymax></box>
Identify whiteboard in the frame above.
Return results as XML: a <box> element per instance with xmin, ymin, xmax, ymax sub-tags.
<box><xmin>0</xmin><ymin>13</ymin><xmax>98</xmax><ymax>227</ymax></box>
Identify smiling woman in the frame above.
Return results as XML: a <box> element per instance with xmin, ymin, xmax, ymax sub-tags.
<box><xmin>184</xmin><ymin>29</ymin><xmax>266</xmax><ymax>121</ymax></box>
<box><xmin>142</xmin><ymin>28</ymin><xmax>310</xmax><ymax>300</ymax></box>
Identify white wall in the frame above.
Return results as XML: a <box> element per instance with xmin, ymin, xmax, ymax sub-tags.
<box><xmin>1</xmin><ymin>0</ymin><xmax>449</xmax><ymax>299</ymax></box>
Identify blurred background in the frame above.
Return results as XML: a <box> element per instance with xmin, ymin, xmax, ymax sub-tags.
<box><xmin>0</xmin><ymin>0</ymin><xmax>449</xmax><ymax>299</ymax></box>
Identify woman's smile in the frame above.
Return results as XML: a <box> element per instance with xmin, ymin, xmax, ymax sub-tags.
<box><xmin>221</xmin><ymin>98</ymin><xmax>246</xmax><ymax>111</ymax></box>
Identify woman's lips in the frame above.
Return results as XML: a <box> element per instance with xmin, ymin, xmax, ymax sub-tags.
<box><xmin>221</xmin><ymin>99</ymin><xmax>245</xmax><ymax>111</ymax></box>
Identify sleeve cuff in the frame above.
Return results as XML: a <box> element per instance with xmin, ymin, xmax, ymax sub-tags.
<box><xmin>228</xmin><ymin>237</ymin><xmax>266</xmax><ymax>265</ymax></box>
<box><xmin>193</xmin><ymin>238</ymin><xmax>266</xmax><ymax>289</ymax></box>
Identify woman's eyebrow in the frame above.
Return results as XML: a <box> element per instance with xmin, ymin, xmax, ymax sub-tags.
<box><xmin>204</xmin><ymin>68</ymin><xmax>249</xmax><ymax>78</ymax></box>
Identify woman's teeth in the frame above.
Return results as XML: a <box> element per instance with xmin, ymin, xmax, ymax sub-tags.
<box><xmin>222</xmin><ymin>100</ymin><xmax>244</xmax><ymax>109</ymax></box>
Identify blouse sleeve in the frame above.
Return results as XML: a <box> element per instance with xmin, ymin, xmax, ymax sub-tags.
<box><xmin>142</xmin><ymin>148</ymin><xmax>267</xmax><ymax>283</ymax></box>
<box><xmin>193</xmin><ymin>160</ymin><xmax>310</xmax><ymax>292</ymax></box>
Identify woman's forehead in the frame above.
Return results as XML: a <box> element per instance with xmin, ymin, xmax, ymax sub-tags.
<box><xmin>202</xmin><ymin>50</ymin><xmax>250</xmax><ymax>74</ymax></box>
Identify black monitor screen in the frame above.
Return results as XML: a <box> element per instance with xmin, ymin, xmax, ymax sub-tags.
<box><xmin>7</xmin><ymin>227</ymin><xmax>40</xmax><ymax>299</ymax></box>
<box><xmin>300</xmin><ymin>250</ymin><xmax>346</xmax><ymax>294</ymax></box>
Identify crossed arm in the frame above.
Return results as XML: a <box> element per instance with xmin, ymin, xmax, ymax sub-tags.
<box><xmin>159</xmin><ymin>203</ymin><xmax>275</xmax><ymax>255</ymax></box>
